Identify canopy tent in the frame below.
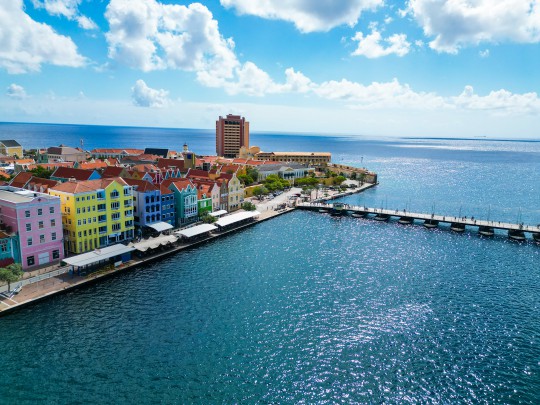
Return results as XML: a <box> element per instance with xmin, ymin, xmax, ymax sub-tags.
<box><xmin>63</xmin><ymin>244</ymin><xmax>135</xmax><ymax>268</ymax></box>
<box><xmin>215</xmin><ymin>211</ymin><xmax>260</xmax><ymax>228</ymax></box>
<box><xmin>128</xmin><ymin>234</ymin><xmax>178</xmax><ymax>252</ymax></box>
<box><xmin>209</xmin><ymin>210</ymin><xmax>227</xmax><ymax>217</ymax></box>
<box><xmin>175</xmin><ymin>224</ymin><xmax>217</xmax><ymax>239</ymax></box>
<box><xmin>146</xmin><ymin>222</ymin><xmax>174</xmax><ymax>232</ymax></box>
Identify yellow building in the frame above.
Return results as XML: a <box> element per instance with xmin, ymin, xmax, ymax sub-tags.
<box><xmin>0</xmin><ymin>140</ymin><xmax>23</xmax><ymax>157</ymax></box>
<box><xmin>223</xmin><ymin>173</ymin><xmax>244</xmax><ymax>211</ymax></box>
<box><xmin>49</xmin><ymin>178</ymin><xmax>135</xmax><ymax>254</ymax></box>
<box><xmin>254</xmin><ymin>151</ymin><xmax>331</xmax><ymax>167</ymax></box>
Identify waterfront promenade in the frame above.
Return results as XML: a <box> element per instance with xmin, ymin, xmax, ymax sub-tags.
<box><xmin>0</xmin><ymin>183</ymin><xmax>376</xmax><ymax>315</ymax></box>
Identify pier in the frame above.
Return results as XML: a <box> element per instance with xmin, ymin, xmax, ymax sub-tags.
<box><xmin>297</xmin><ymin>202</ymin><xmax>540</xmax><ymax>241</ymax></box>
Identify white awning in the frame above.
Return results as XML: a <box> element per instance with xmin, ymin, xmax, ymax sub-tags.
<box><xmin>63</xmin><ymin>244</ymin><xmax>135</xmax><ymax>267</ymax></box>
<box><xmin>128</xmin><ymin>234</ymin><xmax>178</xmax><ymax>252</ymax></box>
<box><xmin>215</xmin><ymin>211</ymin><xmax>260</xmax><ymax>228</ymax></box>
<box><xmin>176</xmin><ymin>224</ymin><xmax>217</xmax><ymax>238</ymax></box>
<box><xmin>209</xmin><ymin>210</ymin><xmax>227</xmax><ymax>217</ymax></box>
<box><xmin>146</xmin><ymin>221</ymin><xmax>174</xmax><ymax>232</ymax></box>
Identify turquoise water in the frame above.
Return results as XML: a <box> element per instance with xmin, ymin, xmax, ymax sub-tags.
<box><xmin>0</xmin><ymin>123</ymin><xmax>539</xmax><ymax>403</ymax></box>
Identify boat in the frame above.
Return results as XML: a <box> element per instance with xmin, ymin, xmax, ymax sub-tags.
<box><xmin>351</xmin><ymin>212</ymin><xmax>365</xmax><ymax>218</ymax></box>
<box><xmin>478</xmin><ymin>226</ymin><xmax>495</xmax><ymax>237</ymax></box>
<box><xmin>374</xmin><ymin>213</ymin><xmax>390</xmax><ymax>221</ymax></box>
<box><xmin>508</xmin><ymin>229</ymin><xmax>526</xmax><ymax>241</ymax></box>
<box><xmin>423</xmin><ymin>219</ymin><xmax>439</xmax><ymax>229</ymax></box>
<box><xmin>450</xmin><ymin>222</ymin><xmax>466</xmax><ymax>232</ymax></box>
<box><xmin>398</xmin><ymin>216</ymin><xmax>413</xmax><ymax>225</ymax></box>
<box><xmin>318</xmin><ymin>209</ymin><xmax>329</xmax><ymax>213</ymax></box>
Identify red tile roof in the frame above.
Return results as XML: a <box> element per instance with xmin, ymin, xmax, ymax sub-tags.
<box><xmin>156</xmin><ymin>158</ymin><xmax>185</xmax><ymax>169</ymax></box>
<box><xmin>122</xmin><ymin>178</ymin><xmax>158</xmax><ymax>192</ymax></box>
<box><xmin>101</xmin><ymin>166</ymin><xmax>124</xmax><ymax>178</ymax></box>
<box><xmin>50</xmin><ymin>177</ymin><xmax>128</xmax><ymax>194</ymax></box>
<box><xmin>51</xmin><ymin>167</ymin><xmax>97</xmax><ymax>181</ymax></box>
<box><xmin>9</xmin><ymin>172</ymin><xmax>33</xmax><ymax>188</ymax></box>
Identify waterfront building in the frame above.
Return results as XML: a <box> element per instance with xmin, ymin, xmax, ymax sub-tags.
<box><xmin>257</xmin><ymin>163</ymin><xmax>315</xmax><ymax>182</ymax></box>
<box><xmin>0</xmin><ymin>186</ymin><xmax>64</xmax><ymax>270</ymax></box>
<box><xmin>0</xmin><ymin>140</ymin><xmax>23</xmax><ymax>158</ymax></box>
<box><xmin>191</xmin><ymin>179</ymin><xmax>220</xmax><ymax>212</ymax></box>
<box><xmin>220</xmin><ymin>173</ymin><xmax>244</xmax><ymax>211</ymax></box>
<box><xmin>164</xmin><ymin>179</ymin><xmax>198</xmax><ymax>226</ymax></box>
<box><xmin>123</xmin><ymin>179</ymin><xmax>162</xmax><ymax>231</ymax></box>
<box><xmin>0</xmin><ymin>231</ymin><xmax>20</xmax><ymax>268</ymax></box>
<box><xmin>43</xmin><ymin>145</ymin><xmax>87</xmax><ymax>163</ymax></box>
<box><xmin>159</xmin><ymin>185</ymin><xmax>176</xmax><ymax>226</ymax></box>
<box><xmin>216</xmin><ymin>114</ymin><xmax>249</xmax><ymax>158</ymax></box>
<box><xmin>50</xmin><ymin>167</ymin><xmax>101</xmax><ymax>183</ymax></box>
<box><xmin>255</xmin><ymin>151</ymin><xmax>331</xmax><ymax>167</ymax></box>
<box><xmin>49</xmin><ymin>178</ymin><xmax>135</xmax><ymax>254</ymax></box>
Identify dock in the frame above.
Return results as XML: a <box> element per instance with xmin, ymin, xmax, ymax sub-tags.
<box><xmin>298</xmin><ymin>202</ymin><xmax>540</xmax><ymax>241</ymax></box>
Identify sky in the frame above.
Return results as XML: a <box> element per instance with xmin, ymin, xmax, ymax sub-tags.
<box><xmin>1</xmin><ymin>0</ymin><xmax>540</xmax><ymax>138</ymax></box>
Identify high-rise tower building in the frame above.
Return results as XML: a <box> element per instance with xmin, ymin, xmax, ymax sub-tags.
<box><xmin>216</xmin><ymin>114</ymin><xmax>249</xmax><ymax>158</ymax></box>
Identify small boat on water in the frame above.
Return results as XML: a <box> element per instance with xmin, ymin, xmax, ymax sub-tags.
<box><xmin>479</xmin><ymin>226</ymin><xmax>495</xmax><ymax>237</ymax></box>
<box><xmin>398</xmin><ymin>216</ymin><xmax>413</xmax><ymax>225</ymax></box>
<box><xmin>450</xmin><ymin>223</ymin><xmax>466</xmax><ymax>232</ymax></box>
<box><xmin>318</xmin><ymin>209</ymin><xmax>329</xmax><ymax>213</ymax></box>
<box><xmin>351</xmin><ymin>212</ymin><xmax>365</xmax><ymax>218</ymax></box>
<box><xmin>374</xmin><ymin>213</ymin><xmax>390</xmax><ymax>221</ymax></box>
<box><xmin>423</xmin><ymin>219</ymin><xmax>439</xmax><ymax>229</ymax></box>
<box><xmin>508</xmin><ymin>229</ymin><xmax>526</xmax><ymax>241</ymax></box>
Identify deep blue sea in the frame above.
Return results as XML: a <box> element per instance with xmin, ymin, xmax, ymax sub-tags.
<box><xmin>1</xmin><ymin>122</ymin><xmax>539</xmax><ymax>404</ymax></box>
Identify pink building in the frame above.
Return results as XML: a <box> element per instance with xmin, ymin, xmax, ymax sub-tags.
<box><xmin>0</xmin><ymin>186</ymin><xmax>64</xmax><ymax>270</ymax></box>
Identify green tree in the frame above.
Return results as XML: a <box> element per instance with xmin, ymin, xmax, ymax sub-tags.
<box><xmin>332</xmin><ymin>175</ymin><xmax>347</xmax><ymax>185</ymax></box>
<box><xmin>252</xmin><ymin>186</ymin><xmax>268</xmax><ymax>200</ymax></box>
<box><xmin>200</xmin><ymin>213</ymin><xmax>217</xmax><ymax>224</ymax></box>
<box><xmin>0</xmin><ymin>263</ymin><xmax>23</xmax><ymax>292</ymax></box>
<box><xmin>29</xmin><ymin>165</ymin><xmax>54</xmax><ymax>179</ymax></box>
<box><xmin>246</xmin><ymin>168</ymin><xmax>259</xmax><ymax>183</ymax></box>
<box><xmin>263</xmin><ymin>174</ymin><xmax>289</xmax><ymax>192</ymax></box>
<box><xmin>238</xmin><ymin>174</ymin><xmax>254</xmax><ymax>186</ymax></box>
<box><xmin>241</xmin><ymin>201</ymin><xmax>257</xmax><ymax>211</ymax></box>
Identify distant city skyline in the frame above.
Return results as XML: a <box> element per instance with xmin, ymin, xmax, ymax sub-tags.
<box><xmin>1</xmin><ymin>1</ymin><xmax>539</xmax><ymax>138</ymax></box>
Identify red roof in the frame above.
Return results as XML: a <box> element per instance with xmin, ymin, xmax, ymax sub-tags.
<box><xmin>122</xmin><ymin>178</ymin><xmax>158</xmax><ymax>192</ymax></box>
<box><xmin>186</xmin><ymin>169</ymin><xmax>210</xmax><ymax>178</ymax></box>
<box><xmin>51</xmin><ymin>167</ymin><xmax>97</xmax><ymax>181</ymax></box>
<box><xmin>78</xmin><ymin>161</ymin><xmax>108</xmax><ymax>170</ymax></box>
<box><xmin>9</xmin><ymin>172</ymin><xmax>33</xmax><ymax>188</ymax></box>
<box><xmin>101</xmin><ymin>166</ymin><xmax>124</xmax><ymax>178</ymax></box>
<box><xmin>160</xmin><ymin>184</ymin><xmax>173</xmax><ymax>195</ymax></box>
<box><xmin>156</xmin><ymin>158</ymin><xmax>185</xmax><ymax>170</ymax></box>
<box><xmin>50</xmin><ymin>177</ymin><xmax>128</xmax><ymax>194</ymax></box>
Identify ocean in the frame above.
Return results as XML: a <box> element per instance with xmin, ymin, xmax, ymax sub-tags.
<box><xmin>0</xmin><ymin>122</ymin><xmax>539</xmax><ymax>403</ymax></box>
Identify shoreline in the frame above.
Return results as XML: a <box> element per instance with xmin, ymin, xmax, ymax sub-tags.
<box><xmin>0</xmin><ymin>183</ymin><xmax>375</xmax><ymax>317</ymax></box>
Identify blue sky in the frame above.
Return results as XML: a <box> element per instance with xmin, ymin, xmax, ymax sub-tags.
<box><xmin>1</xmin><ymin>0</ymin><xmax>540</xmax><ymax>138</ymax></box>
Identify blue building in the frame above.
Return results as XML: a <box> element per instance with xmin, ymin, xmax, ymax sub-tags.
<box><xmin>123</xmin><ymin>179</ymin><xmax>163</xmax><ymax>234</ymax></box>
<box><xmin>165</xmin><ymin>179</ymin><xmax>198</xmax><ymax>226</ymax></box>
<box><xmin>160</xmin><ymin>185</ymin><xmax>176</xmax><ymax>227</ymax></box>
<box><xmin>0</xmin><ymin>230</ymin><xmax>19</xmax><ymax>267</ymax></box>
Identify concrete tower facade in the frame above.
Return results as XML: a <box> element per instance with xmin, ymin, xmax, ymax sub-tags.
<box><xmin>216</xmin><ymin>114</ymin><xmax>249</xmax><ymax>158</ymax></box>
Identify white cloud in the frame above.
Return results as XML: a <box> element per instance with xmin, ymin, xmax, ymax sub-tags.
<box><xmin>220</xmin><ymin>0</ymin><xmax>383</xmax><ymax>32</ymax></box>
<box><xmin>314</xmin><ymin>78</ymin><xmax>447</xmax><ymax>109</ymax></box>
<box><xmin>106</xmin><ymin>0</ymin><xmax>239</xmax><ymax>86</ymax></box>
<box><xmin>131</xmin><ymin>79</ymin><xmax>170</xmax><ymax>108</ymax></box>
<box><xmin>454</xmin><ymin>85</ymin><xmax>540</xmax><ymax>115</ymax></box>
<box><xmin>408</xmin><ymin>0</ymin><xmax>540</xmax><ymax>53</ymax></box>
<box><xmin>479</xmin><ymin>49</ymin><xmax>490</xmax><ymax>58</ymax></box>
<box><xmin>352</xmin><ymin>30</ymin><xmax>411</xmax><ymax>58</ymax></box>
<box><xmin>77</xmin><ymin>15</ymin><xmax>98</xmax><ymax>30</ymax></box>
<box><xmin>6</xmin><ymin>84</ymin><xmax>27</xmax><ymax>99</ymax></box>
<box><xmin>31</xmin><ymin>0</ymin><xmax>97</xmax><ymax>30</ymax></box>
<box><xmin>0</xmin><ymin>1</ymin><xmax>86</xmax><ymax>73</ymax></box>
